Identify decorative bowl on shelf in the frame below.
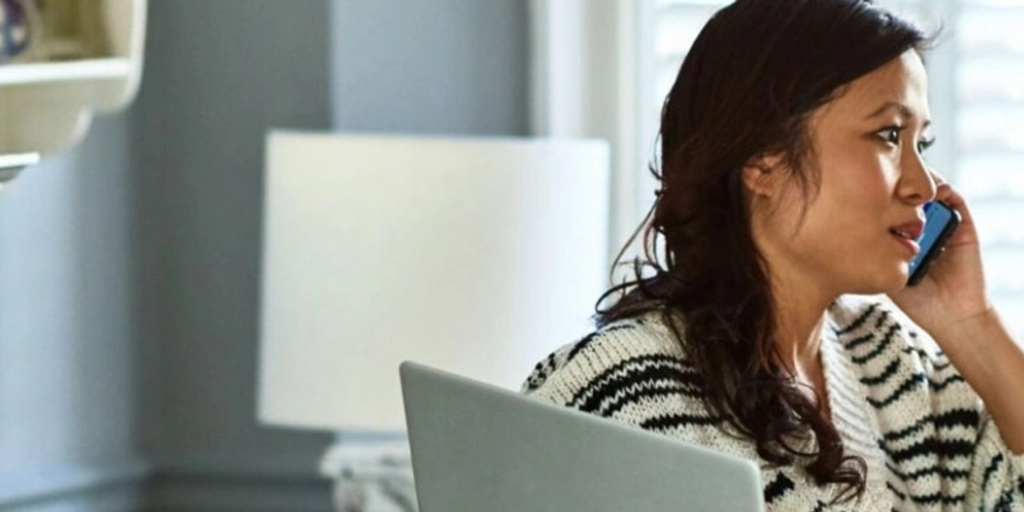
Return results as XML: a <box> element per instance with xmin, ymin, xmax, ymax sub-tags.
<box><xmin>0</xmin><ymin>0</ymin><xmax>41</xmax><ymax>63</ymax></box>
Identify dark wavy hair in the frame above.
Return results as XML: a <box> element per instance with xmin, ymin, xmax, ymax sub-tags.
<box><xmin>594</xmin><ymin>0</ymin><xmax>936</xmax><ymax>504</ymax></box>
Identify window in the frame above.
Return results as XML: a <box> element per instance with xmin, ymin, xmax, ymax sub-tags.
<box><xmin>640</xmin><ymin>0</ymin><xmax>1024</xmax><ymax>336</ymax></box>
<box><xmin>956</xmin><ymin>1</ymin><xmax>1024</xmax><ymax>335</ymax></box>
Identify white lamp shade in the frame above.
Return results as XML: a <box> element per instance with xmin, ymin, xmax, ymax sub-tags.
<box><xmin>257</xmin><ymin>132</ymin><xmax>611</xmax><ymax>432</ymax></box>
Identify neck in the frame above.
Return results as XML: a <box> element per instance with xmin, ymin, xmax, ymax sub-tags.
<box><xmin>749</xmin><ymin>206</ymin><xmax>843</xmax><ymax>376</ymax></box>
<box><xmin>763</xmin><ymin>257</ymin><xmax>838</xmax><ymax>376</ymax></box>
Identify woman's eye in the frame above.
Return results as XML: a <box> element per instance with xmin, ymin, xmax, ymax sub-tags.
<box><xmin>877</xmin><ymin>126</ymin><xmax>935</xmax><ymax>155</ymax></box>
<box><xmin>917</xmin><ymin>137</ymin><xmax>936</xmax><ymax>154</ymax></box>
<box><xmin>879</xmin><ymin>126</ymin><xmax>902</xmax><ymax>146</ymax></box>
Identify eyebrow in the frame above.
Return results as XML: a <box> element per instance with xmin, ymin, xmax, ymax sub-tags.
<box><xmin>865</xmin><ymin>101</ymin><xmax>932</xmax><ymax>129</ymax></box>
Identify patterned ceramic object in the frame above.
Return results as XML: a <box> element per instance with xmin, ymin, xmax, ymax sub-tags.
<box><xmin>0</xmin><ymin>0</ymin><xmax>41</xmax><ymax>63</ymax></box>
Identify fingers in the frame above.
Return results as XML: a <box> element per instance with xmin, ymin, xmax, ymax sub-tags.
<box><xmin>926</xmin><ymin>171</ymin><xmax>977</xmax><ymax>242</ymax></box>
<box><xmin>929</xmin><ymin>170</ymin><xmax>959</xmax><ymax>206</ymax></box>
<box><xmin>921</xmin><ymin>170</ymin><xmax>981</xmax><ymax>248</ymax></box>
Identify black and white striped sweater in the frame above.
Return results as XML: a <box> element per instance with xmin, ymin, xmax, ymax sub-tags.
<box><xmin>520</xmin><ymin>295</ymin><xmax>1024</xmax><ymax>511</ymax></box>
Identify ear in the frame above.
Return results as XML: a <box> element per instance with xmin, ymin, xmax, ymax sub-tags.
<box><xmin>741</xmin><ymin>153</ymin><xmax>785</xmax><ymax>198</ymax></box>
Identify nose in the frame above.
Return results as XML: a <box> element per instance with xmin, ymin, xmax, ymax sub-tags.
<box><xmin>897</xmin><ymin>151</ymin><xmax>937</xmax><ymax>206</ymax></box>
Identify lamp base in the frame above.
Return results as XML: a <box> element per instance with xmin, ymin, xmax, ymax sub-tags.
<box><xmin>319</xmin><ymin>437</ymin><xmax>417</xmax><ymax>512</ymax></box>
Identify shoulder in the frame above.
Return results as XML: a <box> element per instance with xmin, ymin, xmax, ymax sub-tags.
<box><xmin>519</xmin><ymin>308</ymin><xmax>708</xmax><ymax>423</ymax></box>
<box><xmin>828</xmin><ymin>294</ymin><xmax>947</xmax><ymax>368</ymax></box>
<box><xmin>828</xmin><ymin>295</ymin><xmax>976</xmax><ymax>412</ymax></box>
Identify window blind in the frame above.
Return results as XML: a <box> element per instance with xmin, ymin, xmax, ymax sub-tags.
<box><xmin>957</xmin><ymin>1</ymin><xmax>1024</xmax><ymax>335</ymax></box>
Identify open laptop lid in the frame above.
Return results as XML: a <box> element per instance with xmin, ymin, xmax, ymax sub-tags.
<box><xmin>399</xmin><ymin>361</ymin><xmax>765</xmax><ymax>512</ymax></box>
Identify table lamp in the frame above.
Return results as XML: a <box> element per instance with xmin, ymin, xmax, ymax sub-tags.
<box><xmin>257</xmin><ymin>131</ymin><xmax>610</xmax><ymax>510</ymax></box>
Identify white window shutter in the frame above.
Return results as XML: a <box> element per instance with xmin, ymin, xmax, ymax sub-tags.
<box><xmin>956</xmin><ymin>1</ymin><xmax>1024</xmax><ymax>334</ymax></box>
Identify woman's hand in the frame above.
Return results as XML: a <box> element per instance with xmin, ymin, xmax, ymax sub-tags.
<box><xmin>889</xmin><ymin>175</ymin><xmax>1024</xmax><ymax>453</ymax></box>
<box><xmin>887</xmin><ymin>177</ymin><xmax>993</xmax><ymax>337</ymax></box>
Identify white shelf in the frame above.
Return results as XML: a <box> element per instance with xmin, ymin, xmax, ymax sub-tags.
<box><xmin>0</xmin><ymin>153</ymin><xmax>40</xmax><ymax>169</ymax></box>
<box><xmin>0</xmin><ymin>153</ymin><xmax>40</xmax><ymax>190</ymax></box>
<box><xmin>0</xmin><ymin>0</ymin><xmax>146</xmax><ymax>161</ymax></box>
<box><xmin>0</xmin><ymin>58</ymin><xmax>132</xmax><ymax>86</ymax></box>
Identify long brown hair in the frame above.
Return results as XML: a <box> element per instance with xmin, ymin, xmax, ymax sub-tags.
<box><xmin>595</xmin><ymin>0</ymin><xmax>934</xmax><ymax>504</ymax></box>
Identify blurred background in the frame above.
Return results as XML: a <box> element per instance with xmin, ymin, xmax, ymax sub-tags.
<box><xmin>0</xmin><ymin>0</ymin><xmax>1021</xmax><ymax>511</ymax></box>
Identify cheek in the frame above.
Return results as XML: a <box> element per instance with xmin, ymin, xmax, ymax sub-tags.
<box><xmin>794</xmin><ymin>188</ymin><xmax>908</xmax><ymax>291</ymax></box>
<box><xmin>792</xmin><ymin>211</ymin><xmax>906</xmax><ymax>291</ymax></box>
<box><xmin>800</xmin><ymin>190</ymin><xmax>888</xmax><ymax>258</ymax></box>
<box><xmin>789</xmin><ymin>169</ymin><xmax>894</xmax><ymax>260</ymax></box>
<box><xmin>819</xmin><ymin>148</ymin><xmax>897</xmax><ymax>205</ymax></box>
<box><xmin>808</xmin><ymin>162</ymin><xmax>896</xmax><ymax>244</ymax></box>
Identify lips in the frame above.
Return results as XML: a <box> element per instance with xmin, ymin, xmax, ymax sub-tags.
<box><xmin>889</xmin><ymin>219</ymin><xmax>924</xmax><ymax>241</ymax></box>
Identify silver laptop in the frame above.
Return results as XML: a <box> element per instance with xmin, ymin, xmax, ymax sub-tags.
<box><xmin>399</xmin><ymin>361</ymin><xmax>765</xmax><ymax>512</ymax></box>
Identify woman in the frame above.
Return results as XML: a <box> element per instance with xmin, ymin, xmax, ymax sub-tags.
<box><xmin>520</xmin><ymin>1</ymin><xmax>1024</xmax><ymax>510</ymax></box>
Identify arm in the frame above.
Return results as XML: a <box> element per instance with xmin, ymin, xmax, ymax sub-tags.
<box><xmin>889</xmin><ymin>178</ymin><xmax>1024</xmax><ymax>453</ymax></box>
<box><xmin>886</xmin><ymin>304</ymin><xmax>1024</xmax><ymax>512</ymax></box>
<box><xmin>931</xmin><ymin>308</ymin><xmax>1024</xmax><ymax>453</ymax></box>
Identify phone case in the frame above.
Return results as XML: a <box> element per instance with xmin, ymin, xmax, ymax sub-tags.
<box><xmin>907</xmin><ymin>202</ymin><xmax>962</xmax><ymax>286</ymax></box>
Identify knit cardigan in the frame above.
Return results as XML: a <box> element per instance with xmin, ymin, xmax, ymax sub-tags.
<box><xmin>520</xmin><ymin>295</ymin><xmax>1024</xmax><ymax>511</ymax></box>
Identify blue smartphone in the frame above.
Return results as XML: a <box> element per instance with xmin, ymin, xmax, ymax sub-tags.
<box><xmin>907</xmin><ymin>201</ymin><xmax>961</xmax><ymax>286</ymax></box>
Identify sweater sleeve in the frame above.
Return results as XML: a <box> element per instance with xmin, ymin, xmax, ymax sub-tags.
<box><xmin>968</xmin><ymin>414</ymin><xmax>1024</xmax><ymax>512</ymax></box>
<box><xmin>904</xmin><ymin>321</ymin><xmax>1024</xmax><ymax>512</ymax></box>
<box><xmin>518</xmin><ymin>318</ymin><xmax>716</xmax><ymax>433</ymax></box>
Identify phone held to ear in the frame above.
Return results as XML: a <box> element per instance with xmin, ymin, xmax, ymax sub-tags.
<box><xmin>907</xmin><ymin>201</ymin><xmax>962</xmax><ymax>286</ymax></box>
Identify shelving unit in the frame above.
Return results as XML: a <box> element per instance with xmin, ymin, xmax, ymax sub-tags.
<box><xmin>0</xmin><ymin>58</ymin><xmax>132</xmax><ymax>85</ymax></box>
<box><xmin>0</xmin><ymin>0</ymin><xmax>147</xmax><ymax>187</ymax></box>
<box><xmin>0</xmin><ymin>153</ymin><xmax>39</xmax><ymax>191</ymax></box>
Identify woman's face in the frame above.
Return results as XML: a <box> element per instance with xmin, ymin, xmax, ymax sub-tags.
<box><xmin>754</xmin><ymin>50</ymin><xmax>938</xmax><ymax>296</ymax></box>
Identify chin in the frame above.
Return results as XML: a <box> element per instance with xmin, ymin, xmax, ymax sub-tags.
<box><xmin>877</xmin><ymin>268</ymin><xmax>910</xmax><ymax>293</ymax></box>
<box><xmin>846</xmin><ymin>267</ymin><xmax>908</xmax><ymax>295</ymax></box>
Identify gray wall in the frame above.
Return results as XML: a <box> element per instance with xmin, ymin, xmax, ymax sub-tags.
<box><xmin>133</xmin><ymin>1</ymin><xmax>336</xmax><ymax>510</ymax></box>
<box><xmin>0</xmin><ymin>112</ymin><xmax>148</xmax><ymax>510</ymax></box>
<box><xmin>0</xmin><ymin>0</ymin><xmax>529</xmax><ymax>510</ymax></box>
<box><xmin>136</xmin><ymin>0</ymin><xmax>528</xmax><ymax>510</ymax></box>
<box><xmin>331</xmin><ymin>0</ymin><xmax>529</xmax><ymax>135</ymax></box>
